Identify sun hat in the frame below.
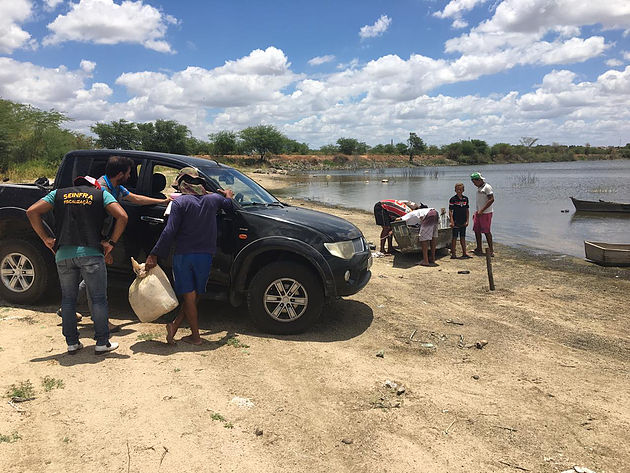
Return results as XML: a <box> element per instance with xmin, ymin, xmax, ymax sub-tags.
<box><xmin>173</xmin><ymin>167</ymin><xmax>209</xmax><ymax>196</ymax></box>
<box><xmin>470</xmin><ymin>172</ymin><xmax>484</xmax><ymax>180</ymax></box>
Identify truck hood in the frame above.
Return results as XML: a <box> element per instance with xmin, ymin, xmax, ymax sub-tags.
<box><xmin>241</xmin><ymin>204</ymin><xmax>362</xmax><ymax>241</ymax></box>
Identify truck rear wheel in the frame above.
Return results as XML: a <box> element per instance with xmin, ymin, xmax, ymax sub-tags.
<box><xmin>0</xmin><ymin>239</ymin><xmax>54</xmax><ymax>304</ymax></box>
<box><xmin>247</xmin><ymin>262</ymin><xmax>324</xmax><ymax>334</ymax></box>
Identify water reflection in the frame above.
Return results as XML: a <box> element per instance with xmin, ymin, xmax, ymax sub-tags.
<box><xmin>278</xmin><ymin>160</ymin><xmax>630</xmax><ymax>257</ymax></box>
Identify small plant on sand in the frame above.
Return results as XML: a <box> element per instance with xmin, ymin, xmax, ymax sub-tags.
<box><xmin>226</xmin><ymin>336</ymin><xmax>249</xmax><ymax>349</ymax></box>
<box><xmin>173</xmin><ymin>368</ymin><xmax>181</xmax><ymax>373</ymax></box>
<box><xmin>209</xmin><ymin>411</ymin><xmax>234</xmax><ymax>429</ymax></box>
<box><xmin>137</xmin><ymin>332</ymin><xmax>158</xmax><ymax>341</ymax></box>
<box><xmin>210</xmin><ymin>412</ymin><xmax>226</xmax><ymax>422</ymax></box>
<box><xmin>62</xmin><ymin>436</ymin><xmax>70</xmax><ymax>443</ymax></box>
<box><xmin>42</xmin><ymin>376</ymin><xmax>64</xmax><ymax>392</ymax></box>
<box><xmin>6</xmin><ymin>380</ymin><xmax>35</xmax><ymax>400</ymax></box>
<box><xmin>0</xmin><ymin>432</ymin><xmax>21</xmax><ymax>443</ymax></box>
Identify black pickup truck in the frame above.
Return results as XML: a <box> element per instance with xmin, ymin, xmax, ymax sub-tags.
<box><xmin>0</xmin><ymin>150</ymin><xmax>372</xmax><ymax>333</ymax></box>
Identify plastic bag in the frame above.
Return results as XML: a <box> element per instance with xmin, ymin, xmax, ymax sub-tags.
<box><xmin>128</xmin><ymin>257</ymin><xmax>179</xmax><ymax>322</ymax></box>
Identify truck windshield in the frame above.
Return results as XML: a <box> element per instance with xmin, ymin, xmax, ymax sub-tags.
<box><xmin>199</xmin><ymin>166</ymin><xmax>280</xmax><ymax>206</ymax></box>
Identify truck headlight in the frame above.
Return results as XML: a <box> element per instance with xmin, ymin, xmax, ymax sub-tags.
<box><xmin>324</xmin><ymin>241</ymin><xmax>356</xmax><ymax>259</ymax></box>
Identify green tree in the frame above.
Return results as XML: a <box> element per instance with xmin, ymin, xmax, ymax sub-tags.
<box><xmin>318</xmin><ymin>143</ymin><xmax>338</xmax><ymax>154</ymax></box>
<box><xmin>152</xmin><ymin>120</ymin><xmax>191</xmax><ymax>155</ymax></box>
<box><xmin>470</xmin><ymin>139</ymin><xmax>488</xmax><ymax>156</ymax></box>
<box><xmin>336</xmin><ymin>137</ymin><xmax>368</xmax><ymax>155</ymax></box>
<box><xmin>91</xmin><ymin>119</ymin><xmax>140</xmax><ymax>150</ymax></box>
<box><xmin>283</xmin><ymin>138</ymin><xmax>311</xmax><ymax>154</ymax></box>
<box><xmin>0</xmin><ymin>99</ymin><xmax>80</xmax><ymax>172</ymax></box>
<box><xmin>209</xmin><ymin>130</ymin><xmax>238</xmax><ymax>155</ymax></box>
<box><xmin>407</xmin><ymin>132</ymin><xmax>426</xmax><ymax>162</ymax></box>
<box><xmin>187</xmin><ymin>137</ymin><xmax>212</xmax><ymax>155</ymax></box>
<box><xmin>395</xmin><ymin>142</ymin><xmax>408</xmax><ymax>155</ymax></box>
<box><xmin>239</xmin><ymin>125</ymin><xmax>286</xmax><ymax>161</ymax></box>
<box><xmin>490</xmin><ymin>143</ymin><xmax>513</xmax><ymax>161</ymax></box>
<box><xmin>137</xmin><ymin>122</ymin><xmax>156</xmax><ymax>150</ymax></box>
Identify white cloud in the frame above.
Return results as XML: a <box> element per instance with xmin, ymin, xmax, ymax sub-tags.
<box><xmin>115</xmin><ymin>47</ymin><xmax>300</xmax><ymax>109</ymax></box>
<box><xmin>446</xmin><ymin>1</ymin><xmax>630</xmax><ymax>57</ymax></box>
<box><xmin>478</xmin><ymin>0</ymin><xmax>630</xmax><ymax>35</ymax></box>
<box><xmin>434</xmin><ymin>0</ymin><xmax>488</xmax><ymax>19</ymax></box>
<box><xmin>623</xmin><ymin>51</ymin><xmax>630</xmax><ymax>61</ymax></box>
<box><xmin>0</xmin><ymin>57</ymin><xmax>107</xmax><ymax>107</ymax></box>
<box><xmin>451</xmin><ymin>19</ymin><xmax>468</xmax><ymax>29</ymax></box>
<box><xmin>2</xmin><ymin>43</ymin><xmax>630</xmax><ymax>147</ymax></box>
<box><xmin>606</xmin><ymin>58</ymin><xmax>623</xmax><ymax>67</ymax></box>
<box><xmin>0</xmin><ymin>0</ymin><xmax>36</xmax><ymax>54</ymax></box>
<box><xmin>45</xmin><ymin>0</ymin><xmax>64</xmax><ymax>10</ymax></box>
<box><xmin>308</xmin><ymin>55</ymin><xmax>336</xmax><ymax>66</ymax></box>
<box><xmin>80</xmin><ymin>59</ymin><xmax>96</xmax><ymax>73</ymax></box>
<box><xmin>359</xmin><ymin>15</ymin><xmax>392</xmax><ymax>39</ymax></box>
<box><xmin>44</xmin><ymin>0</ymin><xmax>178</xmax><ymax>53</ymax></box>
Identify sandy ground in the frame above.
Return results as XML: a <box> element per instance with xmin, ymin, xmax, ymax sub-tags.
<box><xmin>1</xmin><ymin>174</ymin><xmax>629</xmax><ymax>473</ymax></box>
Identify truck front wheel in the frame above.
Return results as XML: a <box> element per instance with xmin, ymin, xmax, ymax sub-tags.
<box><xmin>247</xmin><ymin>262</ymin><xmax>324</xmax><ymax>334</ymax></box>
<box><xmin>0</xmin><ymin>239</ymin><xmax>54</xmax><ymax>304</ymax></box>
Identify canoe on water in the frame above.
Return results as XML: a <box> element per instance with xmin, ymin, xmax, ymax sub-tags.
<box><xmin>584</xmin><ymin>241</ymin><xmax>630</xmax><ymax>266</ymax></box>
<box><xmin>571</xmin><ymin>197</ymin><xmax>630</xmax><ymax>213</ymax></box>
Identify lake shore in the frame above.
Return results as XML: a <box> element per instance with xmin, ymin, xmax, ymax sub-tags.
<box><xmin>2</xmin><ymin>172</ymin><xmax>629</xmax><ymax>472</ymax></box>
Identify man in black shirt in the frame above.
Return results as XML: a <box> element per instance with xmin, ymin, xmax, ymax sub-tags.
<box><xmin>448</xmin><ymin>183</ymin><xmax>471</xmax><ymax>259</ymax></box>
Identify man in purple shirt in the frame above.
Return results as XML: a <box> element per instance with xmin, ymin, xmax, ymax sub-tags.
<box><xmin>145</xmin><ymin>168</ymin><xmax>234</xmax><ymax>345</ymax></box>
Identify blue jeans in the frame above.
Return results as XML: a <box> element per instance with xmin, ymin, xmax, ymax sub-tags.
<box><xmin>56</xmin><ymin>256</ymin><xmax>109</xmax><ymax>346</ymax></box>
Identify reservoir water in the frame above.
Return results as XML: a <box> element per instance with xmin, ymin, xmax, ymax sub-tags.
<box><xmin>274</xmin><ymin>159</ymin><xmax>630</xmax><ymax>257</ymax></box>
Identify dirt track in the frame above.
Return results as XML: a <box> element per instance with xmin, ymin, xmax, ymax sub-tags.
<box><xmin>1</xmin><ymin>191</ymin><xmax>629</xmax><ymax>473</ymax></box>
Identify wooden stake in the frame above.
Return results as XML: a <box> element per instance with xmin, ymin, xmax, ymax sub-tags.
<box><xmin>486</xmin><ymin>248</ymin><xmax>495</xmax><ymax>291</ymax></box>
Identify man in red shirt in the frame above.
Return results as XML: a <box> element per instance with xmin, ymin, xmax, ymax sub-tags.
<box><xmin>373</xmin><ymin>199</ymin><xmax>419</xmax><ymax>254</ymax></box>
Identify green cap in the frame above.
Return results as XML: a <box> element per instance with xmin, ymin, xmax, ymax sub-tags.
<box><xmin>470</xmin><ymin>172</ymin><xmax>482</xmax><ymax>180</ymax></box>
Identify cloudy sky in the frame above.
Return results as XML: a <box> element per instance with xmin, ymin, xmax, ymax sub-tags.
<box><xmin>1</xmin><ymin>0</ymin><xmax>629</xmax><ymax>147</ymax></box>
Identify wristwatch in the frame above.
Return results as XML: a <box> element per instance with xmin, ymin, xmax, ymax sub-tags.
<box><xmin>107</xmin><ymin>239</ymin><xmax>117</xmax><ymax>247</ymax></box>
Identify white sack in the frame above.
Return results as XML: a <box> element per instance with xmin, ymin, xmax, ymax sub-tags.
<box><xmin>128</xmin><ymin>257</ymin><xmax>179</xmax><ymax>323</ymax></box>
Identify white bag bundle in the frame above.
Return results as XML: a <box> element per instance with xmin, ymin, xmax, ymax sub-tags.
<box><xmin>128</xmin><ymin>257</ymin><xmax>179</xmax><ymax>322</ymax></box>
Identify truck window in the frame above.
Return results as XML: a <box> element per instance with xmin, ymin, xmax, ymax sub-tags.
<box><xmin>151</xmin><ymin>165</ymin><xmax>179</xmax><ymax>198</ymax></box>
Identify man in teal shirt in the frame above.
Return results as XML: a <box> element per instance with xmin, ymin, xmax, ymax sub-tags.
<box><xmin>27</xmin><ymin>177</ymin><xmax>128</xmax><ymax>354</ymax></box>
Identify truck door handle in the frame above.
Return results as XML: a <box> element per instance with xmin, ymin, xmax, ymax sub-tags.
<box><xmin>141</xmin><ymin>216</ymin><xmax>164</xmax><ymax>224</ymax></box>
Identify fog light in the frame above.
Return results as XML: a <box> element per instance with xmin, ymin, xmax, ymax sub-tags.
<box><xmin>344</xmin><ymin>270</ymin><xmax>351</xmax><ymax>282</ymax></box>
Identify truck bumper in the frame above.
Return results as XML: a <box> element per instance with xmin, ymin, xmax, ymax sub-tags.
<box><xmin>329</xmin><ymin>250</ymin><xmax>372</xmax><ymax>297</ymax></box>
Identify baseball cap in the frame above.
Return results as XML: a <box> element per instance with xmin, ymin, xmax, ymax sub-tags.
<box><xmin>470</xmin><ymin>172</ymin><xmax>484</xmax><ymax>180</ymax></box>
<box><xmin>74</xmin><ymin>176</ymin><xmax>101</xmax><ymax>188</ymax></box>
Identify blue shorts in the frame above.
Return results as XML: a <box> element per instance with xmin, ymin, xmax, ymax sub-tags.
<box><xmin>172</xmin><ymin>253</ymin><xmax>213</xmax><ymax>295</ymax></box>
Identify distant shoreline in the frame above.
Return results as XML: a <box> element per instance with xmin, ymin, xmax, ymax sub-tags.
<box><xmin>212</xmin><ymin>152</ymin><xmax>625</xmax><ymax>173</ymax></box>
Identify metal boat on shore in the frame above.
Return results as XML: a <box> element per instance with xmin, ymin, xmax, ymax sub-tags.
<box><xmin>571</xmin><ymin>197</ymin><xmax>630</xmax><ymax>213</ymax></box>
<box><xmin>391</xmin><ymin>217</ymin><xmax>452</xmax><ymax>253</ymax></box>
<box><xmin>584</xmin><ymin>241</ymin><xmax>630</xmax><ymax>266</ymax></box>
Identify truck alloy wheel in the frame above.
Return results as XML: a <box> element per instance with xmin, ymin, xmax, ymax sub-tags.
<box><xmin>262</xmin><ymin>277</ymin><xmax>309</xmax><ymax>321</ymax></box>
<box><xmin>1</xmin><ymin>253</ymin><xmax>35</xmax><ymax>293</ymax></box>
<box><xmin>248</xmin><ymin>262</ymin><xmax>324</xmax><ymax>334</ymax></box>
<box><xmin>0</xmin><ymin>239</ymin><xmax>53</xmax><ymax>304</ymax></box>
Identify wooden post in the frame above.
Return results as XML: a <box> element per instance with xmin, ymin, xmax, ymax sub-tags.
<box><xmin>485</xmin><ymin>248</ymin><xmax>495</xmax><ymax>291</ymax></box>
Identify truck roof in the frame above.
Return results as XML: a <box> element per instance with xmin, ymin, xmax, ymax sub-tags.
<box><xmin>65</xmin><ymin>149</ymin><xmax>223</xmax><ymax>169</ymax></box>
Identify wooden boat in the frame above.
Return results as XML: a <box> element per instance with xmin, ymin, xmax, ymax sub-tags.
<box><xmin>584</xmin><ymin>241</ymin><xmax>630</xmax><ymax>266</ymax></box>
<box><xmin>571</xmin><ymin>197</ymin><xmax>630</xmax><ymax>213</ymax></box>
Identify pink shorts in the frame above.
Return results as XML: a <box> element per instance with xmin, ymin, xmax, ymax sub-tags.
<box><xmin>473</xmin><ymin>212</ymin><xmax>493</xmax><ymax>234</ymax></box>
<box><xmin>418</xmin><ymin>209</ymin><xmax>439</xmax><ymax>241</ymax></box>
